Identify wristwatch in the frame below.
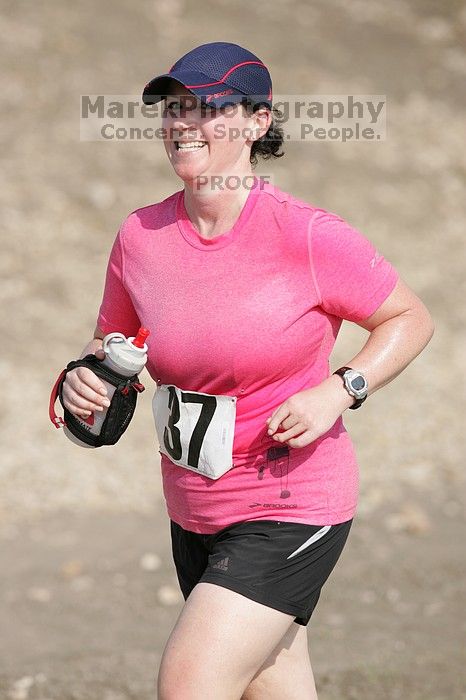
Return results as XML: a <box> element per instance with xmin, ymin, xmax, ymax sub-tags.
<box><xmin>333</xmin><ymin>366</ymin><xmax>368</xmax><ymax>410</ymax></box>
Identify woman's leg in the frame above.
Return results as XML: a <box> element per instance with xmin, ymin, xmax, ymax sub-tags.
<box><xmin>157</xmin><ymin>581</ymin><xmax>297</xmax><ymax>700</ymax></box>
<box><xmin>241</xmin><ymin>623</ymin><xmax>318</xmax><ymax>700</ymax></box>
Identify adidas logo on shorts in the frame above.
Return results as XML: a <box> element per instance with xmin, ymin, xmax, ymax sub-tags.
<box><xmin>212</xmin><ymin>556</ymin><xmax>230</xmax><ymax>571</ymax></box>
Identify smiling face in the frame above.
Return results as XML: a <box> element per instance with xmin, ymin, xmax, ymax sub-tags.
<box><xmin>161</xmin><ymin>80</ymin><xmax>271</xmax><ymax>187</ymax></box>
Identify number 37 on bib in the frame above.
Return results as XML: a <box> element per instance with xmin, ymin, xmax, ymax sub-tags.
<box><xmin>152</xmin><ymin>384</ymin><xmax>237</xmax><ymax>480</ymax></box>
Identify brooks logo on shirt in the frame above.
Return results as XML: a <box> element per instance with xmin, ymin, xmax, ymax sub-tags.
<box><xmin>248</xmin><ymin>502</ymin><xmax>298</xmax><ymax>509</ymax></box>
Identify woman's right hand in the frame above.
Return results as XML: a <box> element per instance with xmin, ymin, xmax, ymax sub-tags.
<box><xmin>61</xmin><ymin>346</ymin><xmax>111</xmax><ymax>418</ymax></box>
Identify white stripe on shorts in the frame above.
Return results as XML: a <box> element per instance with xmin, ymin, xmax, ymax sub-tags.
<box><xmin>286</xmin><ymin>525</ymin><xmax>332</xmax><ymax>560</ymax></box>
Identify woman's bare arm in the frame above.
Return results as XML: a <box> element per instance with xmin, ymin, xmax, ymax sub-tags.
<box><xmin>267</xmin><ymin>277</ymin><xmax>435</xmax><ymax>445</ymax></box>
<box><xmin>325</xmin><ymin>277</ymin><xmax>435</xmax><ymax>411</ymax></box>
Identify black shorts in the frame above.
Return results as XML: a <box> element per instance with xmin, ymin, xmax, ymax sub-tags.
<box><xmin>170</xmin><ymin>517</ymin><xmax>353</xmax><ymax>626</ymax></box>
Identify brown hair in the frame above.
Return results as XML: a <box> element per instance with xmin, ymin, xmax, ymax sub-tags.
<box><xmin>246</xmin><ymin>104</ymin><xmax>285</xmax><ymax>168</ymax></box>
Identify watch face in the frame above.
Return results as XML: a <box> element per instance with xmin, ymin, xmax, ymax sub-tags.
<box><xmin>350</xmin><ymin>376</ymin><xmax>366</xmax><ymax>392</ymax></box>
<box><xmin>344</xmin><ymin>370</ymin><xmax>368</xmax><ymax>398</ymax></box>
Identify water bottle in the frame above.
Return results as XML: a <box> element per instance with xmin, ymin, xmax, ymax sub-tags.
<box><xmin>63</xmin><ymin>327</ymin><xmax>150</xmax><ymax>448</ymax></box>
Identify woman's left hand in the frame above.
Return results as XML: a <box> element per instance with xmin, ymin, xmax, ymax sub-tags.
<box><xmin>265</xmin><ymin>377</ymin><xmax>353</xmax><ymax>448</ymax></box>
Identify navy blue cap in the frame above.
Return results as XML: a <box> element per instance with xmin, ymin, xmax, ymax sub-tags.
<box><xmin>142</xmin><ymin>42</ymin><xmax>272</xmax><ymax>110</ymax></box>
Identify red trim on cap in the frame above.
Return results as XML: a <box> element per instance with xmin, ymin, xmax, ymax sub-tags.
<box><xmin>151</xmin><ymin>60</ymin><xmax>272</xmax><ymax>101</ymax></box>
<box><xmin>183</xmin><ymin>61</ymin><xmax>270</xmax><ymax>91</ymax></box>
<box><xmin>221</xmin><ymin>60</ymin><xmax>267</xmax><ymax>81</ymax></box>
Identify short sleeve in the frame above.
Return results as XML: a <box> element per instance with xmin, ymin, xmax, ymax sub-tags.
<box><xmin>96</xmin><ymin>228</ymin><xmax>141</xmax><ymax>336</ymax></box>
<box><xmin>308</xmin><ymin>209</ymin><xmax>399</xmax><ymax>322</ymax></box>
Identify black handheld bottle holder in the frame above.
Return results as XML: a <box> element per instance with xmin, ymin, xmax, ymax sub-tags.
<box><xmin>49</xmin><ymin>354</ymin><xmax>145</xmax><ymax>447</ymax></box>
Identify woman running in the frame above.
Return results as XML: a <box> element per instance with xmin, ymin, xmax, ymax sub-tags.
<box><xmin>61</xmin><ymin>42</ymin><xmax>434</xmax><ymax>700</ymax></box>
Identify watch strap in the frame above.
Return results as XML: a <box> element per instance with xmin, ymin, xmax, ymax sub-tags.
<box><xmin>333</xmin><ymin>366</ymin><xmax>353</xmax><ymax>378</ymax></box>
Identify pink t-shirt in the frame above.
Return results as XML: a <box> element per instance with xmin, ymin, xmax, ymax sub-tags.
<box><xmin>97</xmin><ymin>176</ymin><xmax>399</xmax><ymax>533</ymax></box>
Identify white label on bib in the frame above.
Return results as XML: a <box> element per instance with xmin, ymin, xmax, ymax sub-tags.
<box><xmin>152</xmin><ymin>384</ymin><xmax>237</xmax><ymax>479</ymax></box>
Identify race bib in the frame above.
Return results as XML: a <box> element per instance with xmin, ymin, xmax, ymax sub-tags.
<box><xmin>152</xmin><ymin>384</ymin><xmax>237</xmax><ymax>479</ymax></box>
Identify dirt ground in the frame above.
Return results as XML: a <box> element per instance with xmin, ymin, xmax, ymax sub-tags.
<box><xmin>1</xmin><ymin>0</ymin><xmax>466</xmax><ymax>698</ymax></box>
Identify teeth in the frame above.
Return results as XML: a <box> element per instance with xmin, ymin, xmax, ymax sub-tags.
<box><xmin>177</xmin><ymin>141</ymin><xmax>206</xmax><ymax>151</ymax></box>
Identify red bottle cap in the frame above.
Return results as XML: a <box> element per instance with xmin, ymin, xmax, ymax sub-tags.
<box><xmin>132</xmin><ymin>327</ymin><xmax>150</xmax><ymax>348</ymax></box>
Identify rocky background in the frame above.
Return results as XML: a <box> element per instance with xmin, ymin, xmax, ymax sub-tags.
<box><xmin>1</xmin><ymin>0</ymin><xmax>465</xmax><ymax>698</ymax></box>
